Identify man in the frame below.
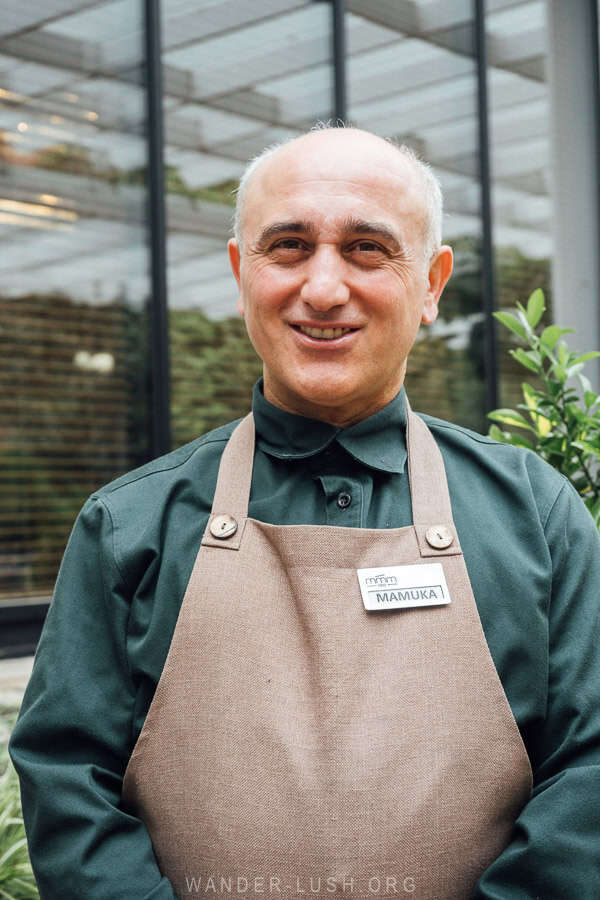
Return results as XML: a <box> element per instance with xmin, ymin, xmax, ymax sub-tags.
<box><xmin>9</xmin><ymin>128</ymin><xmax>600</xmax><ymax>899</ymax></box>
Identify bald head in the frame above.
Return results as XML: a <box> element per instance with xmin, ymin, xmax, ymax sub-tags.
<box><xmin>233</xmin><ymin>127</ymin><xmax>443</xmax><ymax>261</ymax></box>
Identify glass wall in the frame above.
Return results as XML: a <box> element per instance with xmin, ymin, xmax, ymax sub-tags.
<box><xmin>0</xmin><ymin>1</ymin><xmax>152</xmax><ymax>602</ymax></box>
<box><xmin>1</xmin><ymin>0</ymin><xmax>599</xmax><ymax>623</ymax></box>
<box><xmin>161</xmin><ymin>0</ymin><xmax>335</xmax><ymax>445</ymax></box>
<box><xmin>346</xmin><ymin>0</ymin><xmax>487</xmax><ymax>431</ymax></box>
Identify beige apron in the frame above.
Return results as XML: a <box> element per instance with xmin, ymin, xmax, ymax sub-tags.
<box><xmin>122</xmin><ymin>403</ymin><xmax>532</xmax><ymax>899</ymax></box>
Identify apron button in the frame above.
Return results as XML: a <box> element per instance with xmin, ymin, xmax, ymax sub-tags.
<box><xmin>425</xmin><ymin>525</ymin><xmax>453</xmax><ymax>549</ymax></box>
<box><xmin>209</xmin><ymin>514</ymin><xmax>238</xmax><ymax>539</ymax></box>
<box><xmin>337</xmin><ymin>492</ymin><xmax>352</xmax><ymax>508</ymax></box>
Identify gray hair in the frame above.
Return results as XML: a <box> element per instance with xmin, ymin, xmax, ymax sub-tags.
<box><xmin>232</xmin><ymin>128</ymin><xmax>443</xmax><ymax>260</ymax></box>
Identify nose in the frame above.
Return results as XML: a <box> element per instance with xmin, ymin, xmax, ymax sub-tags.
<box><xmin>299</xmin><ymin>246</ymin><xmax>350</xmax><ymax>310</ymax></box>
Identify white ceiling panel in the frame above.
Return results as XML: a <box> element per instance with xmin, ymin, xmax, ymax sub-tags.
<box><xmin>164</xmin><ymin>148</ymin><xmax>243</xmax><ymax>186</ymax></box>
<box><xmin>0</xmin><ymin>0</ymin><xmax>99</xmax><ymax>40</ymax></box>
<box><xmin>43</xmin><ymin>0</ymin><xmax>141</xmax><ymax>42</ymax></box>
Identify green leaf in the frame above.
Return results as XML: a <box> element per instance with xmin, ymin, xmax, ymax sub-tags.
<box><xmin>565</xmin><ymin>362</ymin><xmax>585</xmax><ymax>379</ymax></box>
<box><xmin>493</xmin><ymin>311</ymin><xmax>527</xmax><ymax>340</ymax></box>
<box><xmin>505</xmin><ymin>433</ymin><xmax>534</xmax><ymax>450</ymax></box>
<box><xmin>540</xmin><ymin>325</ymin><xmax>563</xmax><ymax>350</ymax></box>
<box><xmin>546</xmin><ymin>379</ymin><xmax>563</xmax><ymax>397</ymax></box>
<box><xmin>551</xmin><ymin>363</ymin><xmax>567</xmax><ymax>383</ymax></box>
<box><xmin>0</xmin><ymin>835</ymin><xmax>29</xmax><ymax>870</ymax></box>
<box><xmin>521</xmin><ymin>382</ymin><xmax>541</xmax><ymax>408</ymax></box>
<box><xmin>573</xmin><ymin>351</ymin><xmax>600</xmax><ymax>364</ymax></box>
<box><xmin>525</xmin><ymin>288</ymin><xmax>545</xmax><ymax>328</ymax></box>
<box><xmin>518</xmin><ymin>384</ymin><xmax>552</xmax><ymax>435</ymax></box>
<box><xmin>538</xmin><ymin>344</ymin><xmax>557</xmax><ymax>366</ymax></box>
<box><xmin>544</xmin><ymin>444</ymin><xmax>566</xmax><ymax>460</ymax></box>
<box><xmin>535</xmin><ymin>402</ymin><xmax>560</xmax><ymax>420</ymax></box>
<box><xmin>510</xmin><ymin>348</ymin><xmax>539</xmax><ymax>373</ymax></box>
<box><xmin>488</xmin><ymin>424</ymin><xmax>509</xmax><ymax>443</ymax></box>
<box><xmin>487</xmin><ymin>409</ymin><xmax>535</xmax><ymax>430</ymax></box>
<box><xmin>557</xmin><ymin>342</ymin><xmax>568</xmax><ymax>366</ymax></box>
<box><xmin>584</xmin><ymin>391</ymin><xmax>598</xmax><ymax>409</ymax></box>
<box><xmin>573</xmin><ymin>435</ymin><xmax>600</xmax><ymax>450</ymax></box>
<box><xmin>515</xmin><ymin>307</ymin><xmax>534</xmax><ymax>339</ymax></box>
<box><xmin>587</xmin><ymin>495</ymin><xmax>600</xmax><ymax>522</ymax></box>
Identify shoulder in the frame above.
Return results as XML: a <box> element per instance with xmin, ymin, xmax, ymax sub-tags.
<box><xmin>418</xmin><ymin>411</ymin><xmax>568</xmax><ymax>527</ymax></box>
<box><xmin>91</xmin><ymin>418</ymin><xmax>241</xmax><ymax>518</ymax></box>
<box><xmin>80</xmin><ymin>418</ymin><xmax>244</xmax><ymax>588</ymax></box>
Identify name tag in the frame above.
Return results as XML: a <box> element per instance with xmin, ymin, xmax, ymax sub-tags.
<box><xmin>357</xmin><ymin>563</ymin><xmax>451</xmax><ymax>611</ymax></box>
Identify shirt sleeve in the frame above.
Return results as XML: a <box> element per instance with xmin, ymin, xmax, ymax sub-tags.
<box><xmin>8</xmin><ymin>496</ymin><xmax>176</xmax><ymax>900</ymax></box>
<box><xmin>471</xmin><ymin>480</ymin><xmax>600</xmax><ymax>899</ymax></box>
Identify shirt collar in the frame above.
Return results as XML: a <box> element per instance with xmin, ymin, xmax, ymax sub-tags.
<box><xmin>251</xmin><ymin>379</ymin><xmax>407</xmax><ymax>474</ymax></box>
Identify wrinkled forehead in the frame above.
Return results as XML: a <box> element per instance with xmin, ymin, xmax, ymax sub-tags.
<box><xmin>242</xmin><ymin>137</ymin><xmax>428</xmax><ymax>241</ymax></box>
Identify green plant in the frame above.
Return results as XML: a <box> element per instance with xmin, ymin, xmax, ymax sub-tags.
<box><xmin>488</xmin><ymin>288</ymin><xmax>600</xmax><ymax>527</ymax></box>
<box><xmin>0</xmin><ymin>721</ymin><xmax>39</xmax><ymax>899</ymax></box>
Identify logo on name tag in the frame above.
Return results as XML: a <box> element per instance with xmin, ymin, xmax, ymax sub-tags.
<box><xmin>357</xmin><ymin>563</ymin><xmax>451</xmax><ymax>611</ymax></box>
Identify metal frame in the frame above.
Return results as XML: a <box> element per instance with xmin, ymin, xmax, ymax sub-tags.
<box><xmin>592</xmin><ymin>0</ymin><xmax>600</xmax><ymax>350</ymax></box>
<box><xmin>0</xmin><ymin>599</ymin><xmax>50</xmax><ymax>659</ymax></box>
<box><xmin>144</xmin><ymin>0</ymin><xmax>172</xmax><ymax>458</ymax></box>
<box><xmin>332</xmin><ymin>0</ymin><xmax>347</xmax><ymax>123</ymax></box>
<box><xmin>474</xmin><ymin>0</ymin><xmax>499</xmax><ymax>414</ymax></box>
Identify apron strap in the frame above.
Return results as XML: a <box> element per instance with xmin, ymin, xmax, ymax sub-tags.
<box><xmin>202</xmin><ymin>413</ymin><xmax>255</xmax><ymax>550</ymax></box>
<box><xmin>202</xmin><ymin>400</ymin><xmax>462</xmax><ymax>558</ymax></box>
<box><xmin>405</xmin><ymin>398</ymin><xmax>462</xmax><ymax>558</ymax></box>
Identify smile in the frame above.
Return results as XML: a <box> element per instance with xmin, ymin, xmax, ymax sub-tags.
<box><xmin>295</xmin><ymin>325</ymin><xmax>355</xmax><ymax>339</ymax></box>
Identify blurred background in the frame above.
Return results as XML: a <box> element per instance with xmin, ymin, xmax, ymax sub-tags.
<box><xmin>1</xmin><ymin>0</ymin><xmax>600</xmax><ymax>654</ymax></box>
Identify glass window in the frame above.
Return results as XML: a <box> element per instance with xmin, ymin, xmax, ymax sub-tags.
<box><xmin>0</xmin><ymin>0</ymin><xmax>152</xmax><ymax>602</ymax></box>
<box><xmin>346</xmin><ymin>0</ymin><xmax>488</xmax><ymax>431</ymax></box>
<box><xmin>487</xmin><ymin>0</ymin><xmax>600</xmax><ymax>405</ymax></box>
<box><xmin>486</xmin><ymin>0</ymin><xmax>553</xmax><ymax>410</ymax></box>
<box><xmin>161</xmin><ymin>0</ymin><xmax>335</xmax><ymax>446</ymax></box>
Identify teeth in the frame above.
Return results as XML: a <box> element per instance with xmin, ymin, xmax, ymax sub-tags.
<box><xmin>298</xmin><ymin>325</ymin><xmax>353</xmax><ymax>339</ymax></box>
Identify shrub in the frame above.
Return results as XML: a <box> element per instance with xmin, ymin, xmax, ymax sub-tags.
<box><xmin>488</xmin><ymin>288</ymin><xmax>600</xmax><ymax>528</ymax></box>
<box><xmin>0</xmin><ymin>714</ymin><xmax>39</xmax><ymax>899</ymax></box>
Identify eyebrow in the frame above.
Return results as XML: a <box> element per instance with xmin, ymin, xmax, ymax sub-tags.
<box><xmin>255</xmin><ymin>218</ymin><xmax>402</xmax><ymax>252</ymax></box>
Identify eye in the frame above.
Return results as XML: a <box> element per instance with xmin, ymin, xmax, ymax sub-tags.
<box><xmin>267</xmin><ymin>238</ymin><xmax>309</xmax><ymax>263</ymax></box>
<box><xmin>348</xmin><ymin>240</ymin><xmax>387</xmax><ymax>260</ymax></box>
<box><xmin>271</xmin><ymin>238</ymin><xmax>304</xmax><ymax>251</ymax></box>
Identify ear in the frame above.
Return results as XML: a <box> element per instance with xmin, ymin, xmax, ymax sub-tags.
<box><xmin>228</xmin><ymin>239</ymin><xmax>245</xmax><ymax>316</ymax></box>
<box><xmin>421</xmin><ymin>245</ymin><xmax>453</xmax><ymax>325</ymax></box>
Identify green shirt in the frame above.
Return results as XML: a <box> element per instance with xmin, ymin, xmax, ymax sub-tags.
<box><xmin>9</xmin><ymin>382</ymin><xmax>600</xmax><ymax>898</ymax></box>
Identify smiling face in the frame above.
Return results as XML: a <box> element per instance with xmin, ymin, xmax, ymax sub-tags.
<box><xmin>229</xmin><ymin>129</ymin><xmax>453</xmax><ymax>426</ymax></box>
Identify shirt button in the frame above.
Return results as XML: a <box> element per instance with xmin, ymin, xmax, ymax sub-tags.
<box><xmin>337</xmin><ymin>492</ymin><xmax>352</xmax><ymax>509</ymax></box>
